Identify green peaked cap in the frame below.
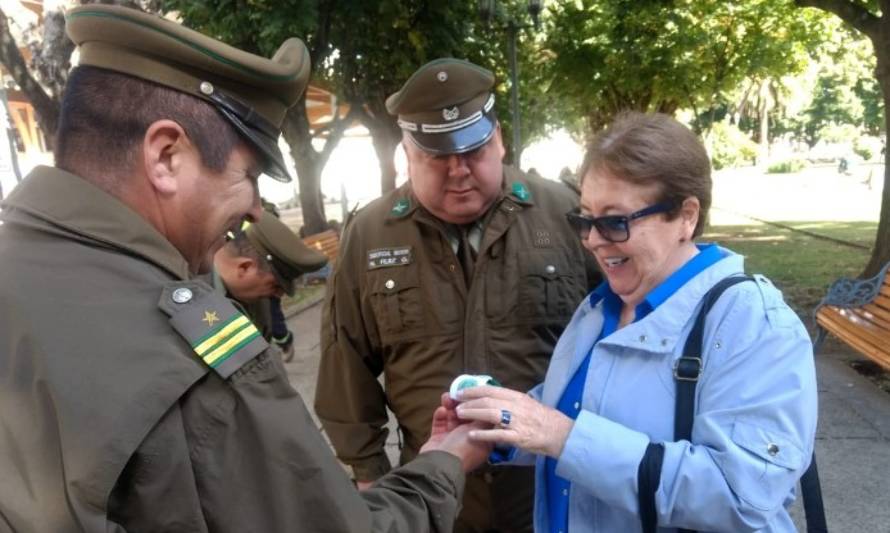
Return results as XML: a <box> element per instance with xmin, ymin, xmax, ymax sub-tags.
<box><xmin>66</xmin><ymin>4</ymin><xmax>310</xmax><ymax>182</ymax></box>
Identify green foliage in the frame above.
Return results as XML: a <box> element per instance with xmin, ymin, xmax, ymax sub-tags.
<box><xmin>817</xmin><ymin>123</ymin><xmax>858</xmax><ymax>144</ymax></box>
<box><xmin>707</xmin><ymin>122</ymin><xmax>758</xmax><ymax>170</ymax></box>
<box><xmin>538</xmin><ymin>0</ymin><xmax>825</xmax><ymax>135</ymax></box>
<box><xmin>766</xmin><ymin>158</ymin><xmax>807</xmax><ymax>173</ymax></box>
<box><xmin>854</xmin><ymin>135</ymin><xmax>883</xmax><ymax>161</ymax></box>
<box><xmin>802</xmin><ymin>23</ymin><xmax>882</xmax><ymax>146</ymax></box>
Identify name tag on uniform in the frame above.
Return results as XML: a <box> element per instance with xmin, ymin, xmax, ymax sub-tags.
<box><xmin>367</xmin><ymin>246</ymin><xmax>413</xmax><ymax>269</ymax></box>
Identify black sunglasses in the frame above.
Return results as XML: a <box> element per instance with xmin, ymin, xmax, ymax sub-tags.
<box><xmin>565</xmin><ymin>203</ymin><xmax>675</xmax><ymax>243</ymax></box>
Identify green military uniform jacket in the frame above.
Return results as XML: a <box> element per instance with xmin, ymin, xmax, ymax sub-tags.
<box><xmin>0</xmin><ymin>166</ymin><xmax>464</xmax><ymax>532</ymax></box>
<box><xmin>316</xmin><ymin>168</ymin><xmax>598</xmax><ymax>530</ymax></box>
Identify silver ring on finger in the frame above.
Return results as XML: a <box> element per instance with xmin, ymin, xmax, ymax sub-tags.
<box><xmin>499</xmin><ymin>408</ymin><xmax>512</xmax><ymax>428</ymax></box>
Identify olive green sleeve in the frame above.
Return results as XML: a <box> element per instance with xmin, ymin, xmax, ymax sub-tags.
<box><xmin>177</xmin><ymin>351</ymin><xmax>464</xmax><ymax>532</ymax></box>
<box><xmin>315</xmin><ymin>225</ymin><xmax>393</xmax><ymax>481</ymax></box>
<box><xmin>361</xmin><ymin>451</ymin><xmax>465</xmax><ymax>533</ymax></box>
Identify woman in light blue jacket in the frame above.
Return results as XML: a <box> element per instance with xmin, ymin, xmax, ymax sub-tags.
<box><xmin>455</xmin><ymin>113</ymin><xmax>817</xmax><ymax>533</ymax></box>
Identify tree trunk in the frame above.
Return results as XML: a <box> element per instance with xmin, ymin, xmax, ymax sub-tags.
<box><xmin>758</xmin><ymin>78</ymin><xmax>771</xmax><ymax>165</ymax></box>
<box><xmin>281</xmin><ymin>100</ymin><xmax>328</xmax><ymax>236</ymax></box>
<box><xmin>0</xmin><ymin>7</ymin><xmax>59</xmax><ymax>149</ymax></box>
<box><xmin>862</xmin><ymin>51</ymin><xmax>890</xmax><ymax>277</ymax></box>
<box><xmin>360</xmin><ymin>102</ymin><xmax>401</xmax><ymax>194</ymax></box>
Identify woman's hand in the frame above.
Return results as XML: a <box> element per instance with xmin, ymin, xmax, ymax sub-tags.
<box><xmin>455</xmin><ymin>385</ymin><xmax>574</xmax><ymax>458</ymax></box>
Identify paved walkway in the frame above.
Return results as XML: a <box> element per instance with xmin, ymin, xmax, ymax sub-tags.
<box><xmin>283</xmin><ymin>298</ymin><xmax>890</xmax><ymax>531</ymax></box>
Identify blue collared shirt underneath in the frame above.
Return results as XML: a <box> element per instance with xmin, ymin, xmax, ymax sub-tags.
<box><xmin>545</xmin><ymin>243</ymin><xmax>727</xmax><ymax>533</ymax></box>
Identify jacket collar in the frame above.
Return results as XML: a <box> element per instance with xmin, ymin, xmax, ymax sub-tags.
<box><xmin>1</xmin><ymin>166</ymin><xmax>191</xmax><ymax>279</ymax></box>
<box><xmin>596</xmin><ymin>249</ymin><xmax>744</xmax><ymax>355</ymax></box>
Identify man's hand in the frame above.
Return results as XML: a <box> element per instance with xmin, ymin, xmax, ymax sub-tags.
<box><xmin>420</xmin><ymin>393</ymin><xmax>493</xmax><ymax>472</ymax></box>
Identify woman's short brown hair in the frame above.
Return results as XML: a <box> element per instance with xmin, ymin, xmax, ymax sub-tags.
<box><xmin>579</xmin><ymin>112</ymin><xmax>712</xmax><ymax>238</ymax></box>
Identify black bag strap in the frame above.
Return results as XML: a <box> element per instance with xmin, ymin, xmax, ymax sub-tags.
<box><xmin>638</xmin><ymin>276</ymin><xmax>752</xmax><ymax>533</ymax></box>
<box><xmin>638</xmin><ymin>274</ymin><xmax>827</xmax><ymax>533</ymax></box>
<box><xmin>674</xmin><ymin>276</ymin><xmax>753</xmax><ymax>442</ymax></box>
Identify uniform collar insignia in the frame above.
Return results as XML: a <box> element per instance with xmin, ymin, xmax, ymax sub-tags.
<box><xmin>511</xmin><ymin>181</ymin><xmax>531</xmax><ymax>202</ymax></box>
<box><xmin>391</xmin><ymin>198</ymin><xmax>411</xmax><ymax>216</ymax></box>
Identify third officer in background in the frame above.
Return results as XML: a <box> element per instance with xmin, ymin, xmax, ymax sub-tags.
<box><xmin>316</xmin><ymin>58</ymin><xmax>600</xmax><ymax>532</ymax></box>
<box><xmin>213</xmin><ymin>210</ymin><xmax>328</xmax><ymax>357</ymax></box>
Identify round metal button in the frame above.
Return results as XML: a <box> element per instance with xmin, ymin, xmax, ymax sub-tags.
<box><xmin>199</xmin><ymin>81</ymin><xmax>214</xmax><ymax>95</ymax></box>
<box><xmin>172</xmin><ymin>287</ymin><xmax>193</xmax><ymax>304</ymax></box>
<box><xmin>573</xmin><ymin>401</ymin><xmax>580</xmax><ymax>410</ymax></box>
<box><xmin>437</xmin><ymin>71</ymin><xmax>448</xmax><ymax>82</ymax></box>
<box><xmin>767</xmin><ymin>443</ymin><xmax>780</xmax><ymax>456</ymax></box>
<box><xmin>385</xmin><ymin>279</ymin><xmax>395</xmax><ymax>290</ymax></box>
<box><xmin>545</xmin><ymin>265</ymin><xmax>556</xmax><ymax>274</ymax></box>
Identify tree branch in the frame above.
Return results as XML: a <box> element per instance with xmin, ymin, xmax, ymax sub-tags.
<box><xmin>0</xmin><ymin>7</ymin><xmax>59</xmax><ymax>144</ymax></box>
<box><xmin>318</xmin><ymin>102</ymin><xmax>361</xmax><ymax>167</ymax></box>
<box><xmin>795</xmin><ymin>0</ymin><xmax>880</xmax><ymax>40</ymax></box>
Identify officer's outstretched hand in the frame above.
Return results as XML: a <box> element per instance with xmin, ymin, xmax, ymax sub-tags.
<box><xmin>420</xmin><ymin>393</ymin><xmax>493</xmax><ymax>472</ymax></box>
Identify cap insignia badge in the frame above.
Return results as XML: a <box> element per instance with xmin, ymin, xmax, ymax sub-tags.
<box><xmin>391</xmin><ymin>198</ymin><xmax>411</xmax><ymax>216</ymax></box>
<box><xmin>437</xmin><ymin>71</ymin><xmax>448</xmax><ymax>82</ymax></box>
<box><xmin>511</xmin><ymin>182</ymin><xmax>531</xmax><ymax>201</ymax></box>
<box><xmin>443</xmin><ymin>106</ymin><xmax>460</xmax><ymax>121</ymax></box>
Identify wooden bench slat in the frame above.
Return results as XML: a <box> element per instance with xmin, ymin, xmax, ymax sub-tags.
<box><xmin>859</xmin><ymin>302</ymin><xmax>890</xmax><ymax>326</ymax></box>
<box><xmin>819</xmin><ymin>306</ymin><xmax>890</xmax><ymax>343</ymax></box>
<box><xmin>817</xmin><ymin>264</ymin><xmax>890</xmax><ymax>371</ymax></box>
<box><xmin>818</xmin><ymin>307</ymin><xmax>890</xmax><ymax>363</ymax></box>
<box><xmin>302</xmin><ymin>229</ymin><xmax>340</xmax><ymax>264</ymax></box>
<box><xmin>849</xmin><ymin>308</ymin><xmax>890</xmax><ymax>332</ymax></box>
<box><xmin>817</xmin><ymin>310</ymin><xmax>890</xmax><ymax>370</ymax></box>
<box><xmin>873</xmin><ymin>294</ymin><xmax>890</xmax><ymax>313</ymax></box>
<box><xmin>819</xmin><ymin>310</ymin><xmax>890</xmax><ymax>370</ymax></box>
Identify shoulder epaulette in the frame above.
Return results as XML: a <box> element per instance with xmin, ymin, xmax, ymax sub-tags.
<box><xmin>159</xmin><ymin>281</ymin><xmax>269</xmax><ymax>379</ymax></box>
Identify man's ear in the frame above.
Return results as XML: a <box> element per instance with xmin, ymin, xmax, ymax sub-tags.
<box><xmin>142</xmin><ymin>119</ymin><xmax>194</xmax><ymax>196</ymax></box>
<box><xmin>235</xmin><ymin>257</ymin><xmax>258</xmax><ymax>278</ymax></box>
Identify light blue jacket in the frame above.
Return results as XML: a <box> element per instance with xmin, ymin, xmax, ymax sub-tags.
<box><xmin>512</xmin><ymin>250</ymin><xmax>817</xmax><ymax>532</ymax></box>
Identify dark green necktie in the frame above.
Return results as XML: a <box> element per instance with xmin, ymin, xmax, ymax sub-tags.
<box><xmin>457</xmin><ymin>225</ymin><xmax>475</xmax><ymax>286</ymax></box>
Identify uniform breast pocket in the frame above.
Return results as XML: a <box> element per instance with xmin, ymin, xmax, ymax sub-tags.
<box><xmin>517</xmin><ymin>250</ymin><xmax>583</xmax><ymax>322</ymax></box>
<box><xmin>365</xmin><ymin>267</ymin><xmax>426</xmax><ymax>342</ymax></box>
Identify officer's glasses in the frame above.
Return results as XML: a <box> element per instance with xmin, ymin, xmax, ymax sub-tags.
<box><xmin>565</xmin><ymin>203</ymin><xmax>674</xmax><ymax>243</ymax></box>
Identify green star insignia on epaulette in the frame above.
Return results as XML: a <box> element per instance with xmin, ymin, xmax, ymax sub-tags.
<box><xmin>391</xmin><ymin>198</ymin><xmax>410</xmax><ymax>216</ymax></box>
<box><xmin>511</xmin><ymin>182</ymin><xmax>531</xmax><ymax>201</ymax></box>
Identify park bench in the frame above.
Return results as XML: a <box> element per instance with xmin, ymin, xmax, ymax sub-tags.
<box><xmin>814</xmin><ymin>261</ymin><xmax>890</xmax><ymax>370</ymax></box>
<box><xmin>300</xmin><ymin>229</ymin><xmax>339</xmax><ymax>283</ymax></box>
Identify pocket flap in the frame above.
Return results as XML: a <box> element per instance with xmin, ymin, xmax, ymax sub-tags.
<box><xmin>366</xmin><ymin>267</ymin><xmax>421</xmax><ymax>295</ymax></box>
<box><xmin>731</xmin><ymin>420</ymin><xmax>804</xmax><ymax>471</ymax></box>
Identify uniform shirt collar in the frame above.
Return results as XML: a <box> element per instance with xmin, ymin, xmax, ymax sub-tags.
<box><xmin>1</xmin><ymin>165</ymin><xmax>191</xmax><ymax>279</ymax></box>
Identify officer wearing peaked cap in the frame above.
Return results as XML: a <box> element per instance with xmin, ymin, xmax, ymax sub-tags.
<box><xmin>212</xmin><ymin>210</ymin><xmax>327</xmax><ymax>360</ymax></box>
<box><xmin>316</xmin><ymin>58</ymin><xmax>600</xmax><ymax>533</ymax></box>
<box><xmin>0</xmin><ymin>6</ymin><xmax>490</xmax><ymax>532</ymax></box>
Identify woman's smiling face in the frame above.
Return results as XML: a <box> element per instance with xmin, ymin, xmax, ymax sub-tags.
<box><xmin>579</xmin><ymin>167</ymin><xmax>700</xmax><ymax>309</ymax></box>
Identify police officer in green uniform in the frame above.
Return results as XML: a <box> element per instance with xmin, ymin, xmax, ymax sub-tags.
<box><xmin>212</xmin><ymin>210</ymin><xmax>327</xmax><ymax>359</ymax></box>
<box><xmin>0</xmin><ymin>6</ymin><xmax>491</xmax><ymax>532</ymax></box>
<box><xmin>315</xmin><ymin>58</ymin><xmax>600</xmax><ymax>532</ymax></box>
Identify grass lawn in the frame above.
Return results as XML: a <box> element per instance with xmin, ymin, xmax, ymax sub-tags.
<box><xmin>704</xmin><ymin>220</ymin><xmax>877</xmax><ymax>317</ymax></box>
<box><xmin>281</xmin><ymin>284</ymin><xmax>326</xmax><ymax>313</ymax></box>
